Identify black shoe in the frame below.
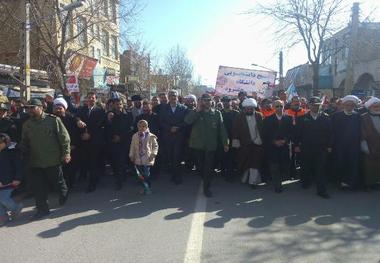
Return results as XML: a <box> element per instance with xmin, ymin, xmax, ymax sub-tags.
<box><xmin>251</xmin><ymin>185</ymin><xmax>257</xmax><ymax>189</ymax></box>
<box><xmin>302</xmin><ymin>183</ymin><xmax>311</xmax><ymax>189</ymax></box>
<box><xmin>317</xmin><ymin>192</ymin><xmax>330</xmax><ymax>199</ymax></box>
<box><xmin>86</xmin><ymin>185</ymin><xmax>96</xmax><ymax>193</ymax></box>
<box><xmin>30</xmin><ymin>210</ymin><xmax>50</xmax><ymax>221</ymax></box>
<box><xmin>204</xmin><ymin>189</ymin><xmax>213</xmax><ymax>198</ymax></box>
<box><xmin>275</xmin><ymin>187</ymin><xmax>283</xmax><ymax>193</ymax></box>
<box><xmin>59</xmin><ymin>192</ymin><xmax>69</xmax><ymax>206</ymax></box>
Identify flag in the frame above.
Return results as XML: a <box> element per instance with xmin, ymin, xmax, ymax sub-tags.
<box><xmin>286</xmin><ymin>83</ymin><xmax>298</xmax><ymax>102</ymax></box>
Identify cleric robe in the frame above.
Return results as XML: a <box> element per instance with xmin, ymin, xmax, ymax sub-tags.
<box><xmin>232</xmin><ymin>112</ymin><xmax>264</xmax><ymax>184</ymax></box>
<box><xmin>361</xmin><ymin>112</ymin><xmax>380</xmax><ymax>186</ymax></box>
<box><xmin>331</xmin><ymin>111</ymin><xmax>361</xmax><ymax>188</ymax></box>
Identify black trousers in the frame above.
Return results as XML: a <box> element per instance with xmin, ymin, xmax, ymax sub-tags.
<box><xmin>221</xmin><ymin>148</ymin><xmax>236</xmax><ymax>179</ymax></box>
<box><xmin>79</xmin><ymin>144</ymin><xmax>104</xmax><ymax>187</ymax></box>
<box><xmin>62</xmin><ymin>148</ymin><xmax>78</xmax><ymax>188</ymax></box>
<box><xmin>30</xmin><ymin>165</ymin><xmax>67</xmax><ymax>212</ymax></box>
<box><xmin>164</xmin><ymin>134</ymin><xmax>184</xmax><ymax>182</ymax></box>
<box><xmin>269</xmin><ymin>146</ymin><xmax>290</xmax><ymax>190</ymax></box>
<box><xmin>195</xmin><ymin>150</ymin><xmax>216</xmax><ymax>190</ymax></box>
<box><xmin>301</xmin><ymin>149</ymin><xmax>328</xmax><ymax>194</ymax></box>
<box><xmin>109</xmin><ymin>143</ymin><xmax>126</xmax><ymax>185</ymax></box>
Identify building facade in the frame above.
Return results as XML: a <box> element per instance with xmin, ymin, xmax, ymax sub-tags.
<box><xmin>0</xmin><ymin>0</ymin><xmax>120</xmax><ymax>94</ymax></box>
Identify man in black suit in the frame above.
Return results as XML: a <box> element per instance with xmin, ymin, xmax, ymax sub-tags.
<box><xmin>75</xmin><ymin>92</ymin><xmax>106</xmax><ymax>193</ymax></box>
<box><xmin>294</xmin><ymin>97</ymin><xmax>332</xmax><ymax>199</ymax></box>
<box><xmin>106</xmin><ymin>98</ymin><xmax>133</xmax><ymax>190</ymax></box>
<box><xmin>263</xmin><ymin>100</ymin><xmax>292</xmax><ymax>193</ymax></box>
<box><xmin>159</xmin><ymin>90</ymin><xmax>188</xmax><ymax>184</ymax></box>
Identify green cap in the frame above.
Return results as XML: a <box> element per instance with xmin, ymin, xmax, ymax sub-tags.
<box><xmin>25</xmin><ymin>98</ymin><xmax>43</xmax><ymax>107</ymax></box>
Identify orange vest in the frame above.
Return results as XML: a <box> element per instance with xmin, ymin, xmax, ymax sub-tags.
<box><xmin>261</xmin><ymin>109</ymin><xmax>275</xmax><ymax>118</ymax></box>
<box><xmin>285</xmin><ymin>108</ymin><xmax>307</xmax><ymax>125</ymax></box>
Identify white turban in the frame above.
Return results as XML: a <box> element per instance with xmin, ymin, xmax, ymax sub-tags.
<box><xmin>242</xmin><ymin>98</ymin><xmax>257</xmax><ymax>108</ymax></box>
<box><xmin>185</xmin><ymin>94</ymin><xmax>197</xmax><ymax>101</ymax></box>
<box><xmin>53</xmin><ymin>97</ymin><xmax>68</xmax><ymax>110</ymax></box>
<box><xmin>364</xmin><ymin>97</ymin><xmax>380</xmax><ymax>109</ymax></box>
<box><xmin>342</xmin><ymin>95</ymin><xmax>361</xmax><ymax>105</ymax></box>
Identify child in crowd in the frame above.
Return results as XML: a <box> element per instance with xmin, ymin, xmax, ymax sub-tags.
<box><xmin>0</xmin><ymin>133</ymin><xmax>23</xmax><ymax>226</ymax></box>
<box><xmin>129</xmin><ymin>120</ymin><xmax>158</xmax><ymax>195</ymax></box>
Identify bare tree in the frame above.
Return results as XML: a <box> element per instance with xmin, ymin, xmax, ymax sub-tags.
<box><xmin>250</xmin><ymin>0</ymin><xmax>345</xmax><ymax>94</ymax></box>
<box><xmin>0</xmin><ymin>0</ymin><xmax>143</xmax><ymax>92</ymax></box>
<box><xmin>164</xmin><ymin>45</ymin><xmax>193</xmax><ymax>94</ymax></box>
<box><xmin>122</xmin><ymin>39</ymin><xmax>153</xmax><ymax>94</ymax></box>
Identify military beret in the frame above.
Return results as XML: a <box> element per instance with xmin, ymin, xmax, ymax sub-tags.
<box><xmin>25</xmin><ymin>98</ymin><xmax>43</xmax><ymax>107</ymax></box>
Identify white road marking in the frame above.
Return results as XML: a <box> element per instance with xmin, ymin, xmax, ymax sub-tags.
<box><xmin>184</xmin><ymin>185</ymin><xmax>207</xmax><ymax>263</ymax></box>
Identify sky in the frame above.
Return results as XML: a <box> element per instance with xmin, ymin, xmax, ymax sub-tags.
<box><xmin>133</xmin><ymin>0</ymin><xmax>380</xmax><ymax>86</ymax></box>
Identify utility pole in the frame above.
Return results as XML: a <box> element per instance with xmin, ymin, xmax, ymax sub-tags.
<box><xmin>279</xmin><ymin>51</ymin><xmax>284</xmax><ymax>90</ymax></box>
<box><xmin>24</xmin><ymin>0</ymin><xmax>31</xmax><ymax>101</ymax></box>
<box><xmin>344</xmin><ymin>2</ymin><xmax>360</xmax><ymax>95</ymax></box>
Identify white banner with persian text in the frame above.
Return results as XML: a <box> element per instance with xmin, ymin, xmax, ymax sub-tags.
<box><xmin>215</xmin><ymin>66</ymin><xmax>276</xmax><ymax>98</ymax></box>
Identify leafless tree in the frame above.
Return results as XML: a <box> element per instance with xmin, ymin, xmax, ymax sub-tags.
<box><xmin>164</xmin><ymin>45</ymin><xmax>193</xmax><ymax>93</ymax></box>
<box><xmin>0</xmin><ymin>0</ymin><xmax>143</xmax><ymax>92</ymax></box>
<box><xmin>249</xmin><ymin>0</ymin><xmax>346</xmax><ymax>94</ymax></box>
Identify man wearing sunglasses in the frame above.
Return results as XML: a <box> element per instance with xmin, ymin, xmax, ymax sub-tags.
<box><xmin>263</xmin><ymin>100</ymin><xmax>292</xmax><ymax>193</ymax></box>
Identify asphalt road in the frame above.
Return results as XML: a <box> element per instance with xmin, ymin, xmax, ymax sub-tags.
<box><xmin>1</xmin><ymin>171</ymin><xmax>380</xmax><ymax>263</ymax></box>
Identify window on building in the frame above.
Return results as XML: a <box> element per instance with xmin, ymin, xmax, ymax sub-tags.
<box><xmin>110</xmin><ymin>36</ymin><xmax>118</xmax><ymax>60</ymax></box>
<box><xmin>97</xmin><ymin>48</ymin><xmax>102</xmax><ymax>63</ymax></box>
<box><xmin>95</xmin><ymin>25</ymin><xmax>100</xmax><ymax>39</ymax></box>
<box><xmin>102</xmin><ymin>0</ymin><xmax>108</xmax><ymax>17</ymax></box>
<box><xmin>65</xmin><ymin>15</ymin><xmax>74</xmax><ymax>40</ymax></box>
<box><xmin>77</xmin><ymin>16</ymin><xmax>87</xmax><ymax>47</ymax></box>
<box><xmin>101</xmin><ymin>30</ymin><xmax>109</xmax><ymax>56</ymax></box>
<box><xmin>91</xmin><ymin>46</ymin><xmax>95</xmax><ymax>58</ymax></box>
<box><xmin>111</xmin><ymin>0</ymin><xmax>117</xmax><ymax>23</ymax></box>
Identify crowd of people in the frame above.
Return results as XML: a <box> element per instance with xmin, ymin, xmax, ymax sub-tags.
<box><xmin>0</xmin><ymin>88</ymin><xmax>379</xmax><ymax>224</ymax></box>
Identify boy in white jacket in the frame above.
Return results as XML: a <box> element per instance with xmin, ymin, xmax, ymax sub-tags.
<box><xmin>129</xmin><ymin>120</ymin><xmax>158</xmax><ymax>194</ymax></box>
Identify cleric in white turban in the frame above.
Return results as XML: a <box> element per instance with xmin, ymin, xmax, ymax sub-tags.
<box><xmin>364</xmin><ymin>96</ymin><xmax>380</xmax><ymax>110</ymax></box>
<box><xmin>53</xmin><ymin>97</ymin><xmax>68</xmax><ymax>110</ymax></box>
<box><xmin>341</xmin><ymin>95</ymin><xmax>361</xmax><ymax>106</ymax></box>
<box><xmin>361</xmin><ymin>96</ymin><xmax>380</xmax><ymax>188</ymax></box>
<box><xmin>331</xmin><ymin>94</ymin><xmax>362</xmax><ymax>189</ymax></box>
<box><xmin>232</xmin><ymin>97</ymin><xmax>264</xmax><ymax>187</ymax></box>
<box><xmin>242</xmin><ymin>98</ymin><xmax>258</xmax><ymax>108</ymax></box>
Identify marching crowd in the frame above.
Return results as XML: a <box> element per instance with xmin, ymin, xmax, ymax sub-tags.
<box><xmin>0</xmin><ymin>89</ymin><xmax>380</xmax><ymax>224</ymax></box>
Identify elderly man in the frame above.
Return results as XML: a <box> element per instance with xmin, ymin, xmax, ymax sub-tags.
<box><xmin>22</xmin><ymin>99</ymin><xmax>71</xmax><ymax>220</ymax></box>
<box><xmin>263</xmin><ymin>100</ymin><xmax>292</xmax><ymax>193</ymax></box>
<box><xmin>232</xmin><ymin>98</ymin><xmax>265</xmax><ymax>187</ymax></box>
<box><xmin>331</xmin><ymin>95</ymin><xmax>362</xmax><ymax>190</ymax></box>
<box><xmin>294</xmin><ymin>97</ymin><xmax>332</xmax><ymax>199</ymax></box>
<box><xmin>53</xmin><ymin>97</ymin><xmax>80</xmax><ymax>189</ymax></box>
<box><xmin>185</xmin><ymin>93</ymin><xmax>229</xmax><ymax>197</ymax></box>
<box><xmin>159</xmin><ymin>90</ymin><xmax>188</xmax><ymax>184</ymax></box>
<box><xmin>361</xmin><ymin>97</ymin><xmax>380</xmax><ymax>189</ymax></box>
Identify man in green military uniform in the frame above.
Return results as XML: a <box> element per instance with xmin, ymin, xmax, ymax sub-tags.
<box><xmin>185</xmin><ymin>93</ymin><xmax>229</xmax><ymax>197</ymax></box>
<box><xmin>22</xmin><ymin>99</ymin><xmax>71</xmax><ymax>220</ymax></box>
<box><xmin>0</xmin><ymin>103</ymin><xmax>18</xmax><ymax>142</ymax></box>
